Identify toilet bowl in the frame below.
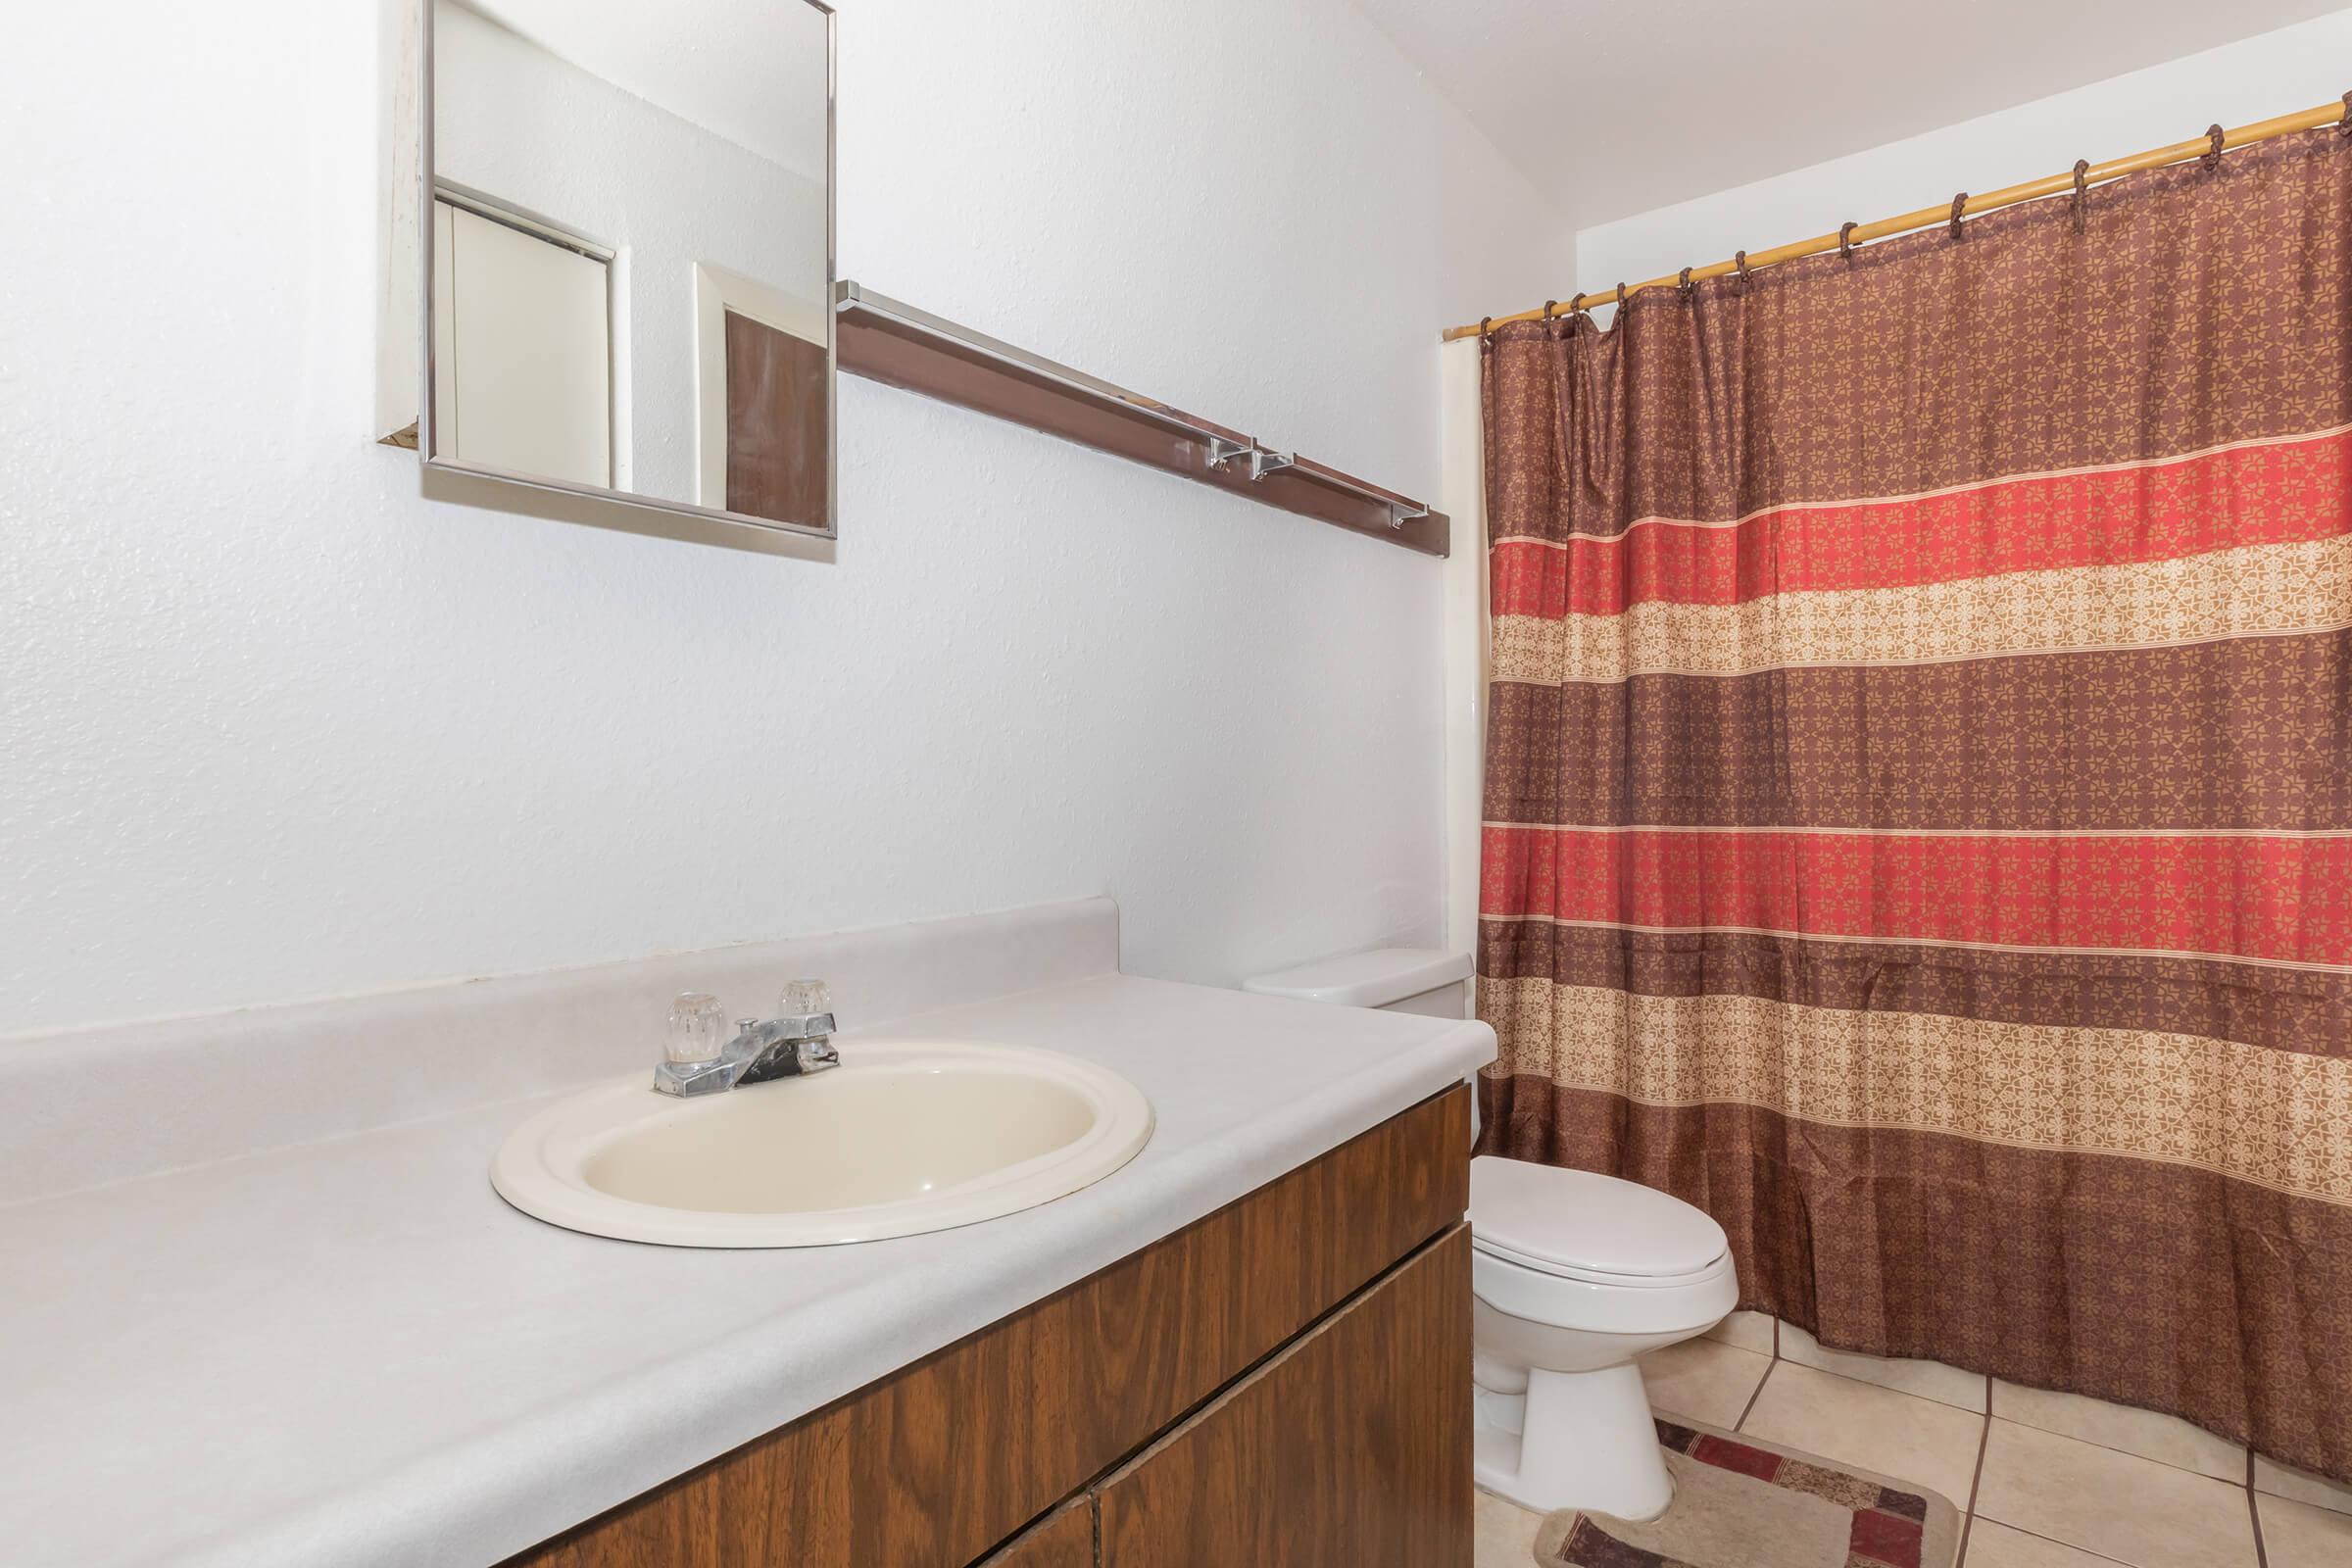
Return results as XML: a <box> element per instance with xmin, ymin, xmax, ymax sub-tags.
<box><xmin>1241</xmin><ymin>948</ymin><xmax>1739</xmax><ymax>1521</ymax></box>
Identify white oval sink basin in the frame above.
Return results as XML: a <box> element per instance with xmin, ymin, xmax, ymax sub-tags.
<box><xmin>492</xmin><ymin>1042</ymin><xmax>1153</xmax><ymax>1248</ymax></box>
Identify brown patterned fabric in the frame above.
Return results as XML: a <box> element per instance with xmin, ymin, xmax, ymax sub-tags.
<box><xmin>1476</xmin><ymin>128</ymin><xmax>2352</xmax><ymax>1481</ymax></box>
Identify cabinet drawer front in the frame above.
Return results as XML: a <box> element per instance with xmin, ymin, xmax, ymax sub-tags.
<box><xmin>505</xmin><ymin>1086</ymin><xmax>1467</xmax><ymax>1568</ymax></box>
<box><xmin>1097</xmin><ymin>1226</ymin><xmax>1474</xmax><ymax>1568</ymax></box>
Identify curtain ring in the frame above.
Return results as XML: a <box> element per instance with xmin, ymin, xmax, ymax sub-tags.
<box><xmin>2071</xmin><ymin>159</ymin><xmax>2089</xmax><ymax>234</ymax></box>
<box><xmin>1734</xmin><ymin>250</ymin><xmax>1751</xmax><ymax>284</ymax></box>
<box><xmin>1543</xmin><ymin>299</ymin><xmax>1557</xmax><ymax>320</ymax></box>
<box><xmin>1838</xmin><ymin>221</ymin><xmax>1857</xmax><ymax>261</ymax></box>
<box><xmin>2204</xmin><ymin>123</ymin><xmax>2226</xmax><ymax>171</ymax></box>
<box><xmin>1677</xmin><ymin>265</ymin><xmax>1695</xmax><ymax>299</ymax></box>
<box><xmin>2340</xmin><ymin>90</ymin><xmax>2351</xmax><ymax>136</ymax></box>
<box><xmin>1948</xmin><ymin>192</ymin><xmax>1967</xmax><ymax>239</ymax></box>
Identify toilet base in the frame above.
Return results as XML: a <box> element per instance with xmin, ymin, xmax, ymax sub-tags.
<box><xmin>1471</xmin><ymin>1361</ymin><xmax>1675</xmax><ymax>1520</ymax></box>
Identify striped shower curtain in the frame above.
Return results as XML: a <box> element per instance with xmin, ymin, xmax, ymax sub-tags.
<box><xmin>1474</xmin><ymin>126</ymin><xmax>2352</xmax><ymax>1481</ymax></box>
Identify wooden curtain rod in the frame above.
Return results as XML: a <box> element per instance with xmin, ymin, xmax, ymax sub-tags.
<box><xmin>1440</xmin><ymin>98</ymin><xmax>2352</xmax><ymax>342</ymax></box>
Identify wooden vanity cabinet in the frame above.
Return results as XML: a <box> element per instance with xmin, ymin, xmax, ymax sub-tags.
<box><xmin>503</xmin><ymin>1086</ymin><xmax>1470</xmax><ymax>1568</ymax></box>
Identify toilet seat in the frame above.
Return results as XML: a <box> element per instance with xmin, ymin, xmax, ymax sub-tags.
<box><xmin>1470</xmin><ymin>1155</ymin><xmax>1729</xmax><ymax>1283</ymax></box>
<box><xmin>1473</xmin><ymin>1239</ymin><xmax>1737</xmax><ymax>1336</ymax></box>
<box><xmin>1471</xmin><ymin>1233</ymin><xmax>1730</xmax><ymax>1290</ymax></box>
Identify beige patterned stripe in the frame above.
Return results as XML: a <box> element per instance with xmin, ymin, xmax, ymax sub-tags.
<box><xmin>1492</xmin><ymin>536</ymin><xmax>2352</xmax><ymax>683</ymax></box>
<box><xmin>1479</xmin><ymin>978</ymin><xmax>2352</xmax><ymax>1205</ymax></box>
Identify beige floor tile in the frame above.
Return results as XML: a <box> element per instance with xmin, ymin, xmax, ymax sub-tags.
<box><xmin>1962</xmin><ymin>1518</ymin><xmax>2133</xmax><ymax>1567</ymax></box>
<box><xmin>2260</xmin><ymin>1493</ymin><xmax>2352</xmax><ymax>1568</ymax></box>
<box><xmin>1704</xmin><ymin>1308</ymin><xmax>1776</xmax><ymax>1355</ymax></box>
<box><xmin>1474</xmin><ymin>1488</ymin><xmax>1546</xmax><ymax>1568</ymax></box>
<box><xmin>2254</xmin><ymin>1453</ymin><xmax>2352</xmax><ymax>1517</ymax></box>
<box><xmin>1780</xmin><ymin>1322</ymin><xmax>1987</xmax><ymax>1412</ymax></box>
<box><xmin>1738</xmin><ymin>1360</ymin><xmax>1986</xmax><ymax>1504</ymax></box>
<box><xmin>1640</xmin><ymin>1338</ymin><xmax>1773</xmax><ymax>1428</ymax></box>
<box><xmin>1975</xmin><ymin>1418</ymin><xmax>2256</xmax><ymax>1568</ymax></box>
<box><xmin>1988</xmin><ymin>1381</ymin><xmax>2242</xmax><ymax>1483</ymax></box>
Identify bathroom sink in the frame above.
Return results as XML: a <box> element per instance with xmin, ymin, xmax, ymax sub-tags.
<box><xmin>491</xmin><ymin>1042</ymin><xmax>1153</xmax><ymax>1248</ymax></box>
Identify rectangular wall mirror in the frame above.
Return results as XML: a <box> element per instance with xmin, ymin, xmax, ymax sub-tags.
<box><xmin>422</xmin><ymin>0</ymin><xmax>836</xmax><ymax>541</ymax></box>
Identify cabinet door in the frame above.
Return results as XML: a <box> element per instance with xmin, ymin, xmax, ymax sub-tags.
<box><xmin>1096</xmin><ymin>1226</ymin><xmax>1472</xmax><ymax>1568</ymax></box>
<box><xmin>976</xmin><ymin>1501</ymin><xmax>1093</xmax><ymax>1568</ymax></box>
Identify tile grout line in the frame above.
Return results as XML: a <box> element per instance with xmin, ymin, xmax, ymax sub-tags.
<box><xmin>1994</xmin><ymin>1524</ymin><xmax>2154</xmax><ymax>1568</ymax></box>
<box><xmin>1979</xmin><ymin>1405</ymin><xmax>2256</xmax><ymax>1488</ymax></box>
<box><xmin>2248</xmin><ymin>1446</ymin><xmax>2269</xmax><ymax>1568</ymax></box>
<box><xmin>1725</xmin><ymin>1310</ymin><xmax>1779</xmax><ymax>1434</ymax></box>
<box><xmin>1954</xmin><ymin>1375</ymin><xmax>1990</xmax><ymax>1567</ymax></box>
<box><xmin>1733</xmin><ymin>1357</ymin><xmax>1776</xmax><ymax>1433</ymax></box>
<box><xmin>1768</xmin><ymin>1315</ymin><xmax>2259</xmax><ymax>1490</ymax></box>
<box><xmin>1744</xmin><ymin>1315</ymin><xmax>2288</xmax><ymax>1560</ymax></box>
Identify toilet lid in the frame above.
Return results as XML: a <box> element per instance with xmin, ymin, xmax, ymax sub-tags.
<box><xmin>1469</xmin><ymin>1155</ymin><xmax>1729</xmax><ymax>1286</ymax></box>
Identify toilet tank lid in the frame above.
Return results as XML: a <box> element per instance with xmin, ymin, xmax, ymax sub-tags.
<box><xmin>1241</xmin><ymin>948</ymin><xmax>1472</xmax><ymax>1008</ymax></box>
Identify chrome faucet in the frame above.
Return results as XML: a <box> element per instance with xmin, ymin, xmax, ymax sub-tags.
<box><xmin>654</xmin><ymin>979</ymin><xmax>841</xmax><ymax>1098</ymax></box>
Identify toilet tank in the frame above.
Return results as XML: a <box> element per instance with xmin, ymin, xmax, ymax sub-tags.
<box><xmin>1241</xmin><ymin>948</ymin><xmax>1474</xmax><ymax>1019</ymax></box>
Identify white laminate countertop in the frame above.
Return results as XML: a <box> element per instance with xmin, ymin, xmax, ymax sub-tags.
<box><xmin>0</xmin><ymin>973</ymin><xmax>1494</xmax><ymax>1568</ymax></box>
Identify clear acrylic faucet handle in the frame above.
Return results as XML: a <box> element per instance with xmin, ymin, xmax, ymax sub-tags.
<box><xmin>665</xmin><ymin>992</ymin><xmax>729</xmax><ymax>1064</ymax></box>
<box><xmin>779</xmin><ymin>978</ymin><xmax>831</xmax><ymax>1016</ymax></box>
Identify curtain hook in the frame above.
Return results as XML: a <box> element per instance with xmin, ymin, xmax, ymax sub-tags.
<box><xmin>2203</xmin><ymin>122</ymin><xmax>2226</xmax><ymax>171</ymax></box>
<box><xmin>1613</xmin><ymin>281</ymin><xmax>1628</xmax><ymax>314</ymax></box>
<box><xmin>1677</xmin><ymin>265</ymin><xmax>1695</xmax><ymax>300</ymax></box>
<box><xmin>2340</xmin><ymin>90</ymin><xmax>2351</xmax><ymax>137</ymax></box>
<box><xmin>1734</xmin><ymin>250</ymin><xmax>1751</xmax><ymax>285</ymax></box>
<box><xmin>1569</xmin><ymin>291</ymin><xmax>1591</xmax><ymax>321</ymax></box>
<box><xmin>1948</xmin><ymin>192</ymin><xmax>1968</xmax><ymax>239</ymax></box>
<box><xmin>1478</xmin><ymin>315</ymin><xmax>1494</xmax><ymax>351</ymax></box>
<box><xmin>2072</xmin><ymin>159</ymin><xmax>2090</xmax><ymax>234</ymax></box>
<box><xmin>1838</xmin><ymin>221</ymin><xmax>1857</xmax><ymax>262</ymax></box>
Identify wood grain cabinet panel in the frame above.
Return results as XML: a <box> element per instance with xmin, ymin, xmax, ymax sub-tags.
<box><xmin>1096</xmin><ymin>1226</ymin><xmax>1474</xmax><ymax>1568</ymax></box>
<box><xmin>502</xmin><ymin>1087</ymin><xmax>1467</xmax><ymax>1568</ymax></box>
<box><xmin>975</xmin><ymin>1501</ymin><xmax>1094</xmax><ymax>1568</ymax></box>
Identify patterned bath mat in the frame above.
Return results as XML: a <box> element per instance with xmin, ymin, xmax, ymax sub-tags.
<box><xmin>1533</xmin><ymin>1418</ymin><xmax>1960</xmax><ymax>1568</ymax></box>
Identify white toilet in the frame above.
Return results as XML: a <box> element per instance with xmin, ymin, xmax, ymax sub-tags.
<box><xmin>1243</xmin><ymin>948</ymin><xmax>1739</xmax><ymax>1521</ymax></box>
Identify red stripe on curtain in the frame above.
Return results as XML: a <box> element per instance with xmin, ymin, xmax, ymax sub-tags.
<box><xmin>1479</xmin><ymin>825</ymin><xmax>2352</xmax><ymax>967</ymax></box>
<box><xmin>1491</xmin><ymin>424</ymin><xmax>2352</xmax><ymax>617</ymax></box>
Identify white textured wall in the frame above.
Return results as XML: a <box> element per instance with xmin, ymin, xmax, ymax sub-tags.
<box><xmin>1577</xmin><ymin>11</ymin><xmax>2352</xmax><ymax>293</ymax></box>
<box><xmin>0</xmin><ymin>0</ymin><xmax>1571</xmax><ymax>1036</ymax></box>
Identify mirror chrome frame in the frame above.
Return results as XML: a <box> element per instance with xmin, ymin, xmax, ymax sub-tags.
<box><xmin>416</xmin><ymin>0</ymin><xmax>838</xmax><ymax>546</ymax></box>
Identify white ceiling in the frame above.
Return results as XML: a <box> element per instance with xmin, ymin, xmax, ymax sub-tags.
<box><xmin>1355</xmin><ymin>0</ymin><xmax>2347</xmax><ymax>225</ymax></box>
<box><xmin>460</xmin><ymin>0</ymin><xmax>829</xmax><ymax>182</ymax></box>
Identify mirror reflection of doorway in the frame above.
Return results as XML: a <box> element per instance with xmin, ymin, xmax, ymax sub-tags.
<box><xmin>721</xmin><ymin>311</ymin><xmax>828</xmax><ymax>527</ymax></box>
<box><xmin>429</xmin><ymin>196</ymin><xmax>612</xmax><ymax>490</ymax></box>
<box><xmin>691</xmin><ymin>261</ymin><xmax>831</xmax><ymax>533</ymax></box>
